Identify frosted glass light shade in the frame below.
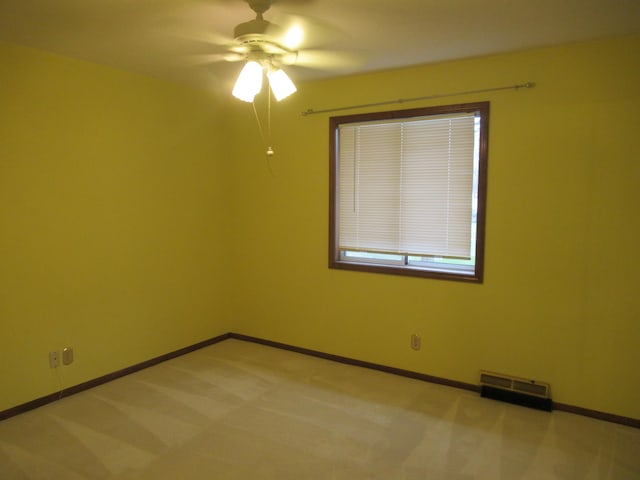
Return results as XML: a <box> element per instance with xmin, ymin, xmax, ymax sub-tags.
<box><xmin>267</xmin><ymin>69</ymin><xmax>297</xmax><ymax>101</ymax></box>
<box><xmin>232</xmin><ymin>61</ymin><xmax>263</xmax><ymax>102</ymax></box>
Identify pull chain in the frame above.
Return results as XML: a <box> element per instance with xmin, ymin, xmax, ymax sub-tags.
<box><xmin>251</xmin><ymin>92</ymin><xmax>275</xmax><ymax>158</ymax></box>
<box><xmin>267</xmin><ymin>87</ymin><xmax>274</xmax><ymax>156</ymax></box>
<box><xmin>251</xmin><ymin>101</ymin><xmax>267</xmax><ymax>148</ymax></box>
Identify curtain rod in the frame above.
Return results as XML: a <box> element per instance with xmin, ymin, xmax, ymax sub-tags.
<box><xmin>301</xmin><ymin>81</ymin><xmax>535</xmax><ymax>116</ymax></box>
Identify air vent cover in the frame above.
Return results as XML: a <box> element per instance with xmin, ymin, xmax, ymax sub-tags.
<box><xmin>480</xmin><ymin>370</ymin><xmax>552</xmax><ymax>411</ymax></box>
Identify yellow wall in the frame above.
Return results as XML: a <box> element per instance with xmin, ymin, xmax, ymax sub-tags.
<box><xmin>2</xmin><ymin>35</ymin><xmax>639</xmax><ymax>421</ymax></box>
<box><xmin>0</xmin><ymin>42</ymin><xmax>234</xmax><ymax>411</ymax></box>
<box><xmin>229</xmin><ymin>35</ymin><xmax>640</xmax><ymax>419</ymax></box>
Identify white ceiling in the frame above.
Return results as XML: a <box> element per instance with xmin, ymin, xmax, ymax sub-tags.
<box><xmin>1</xmin><ymin>0</ymin><xmax>639</xmax><ymax>93</ymax></box>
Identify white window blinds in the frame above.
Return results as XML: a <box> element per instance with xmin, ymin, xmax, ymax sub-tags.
<box><xmin>337</xmin><ymin>112</ymin><xmax>476</xmax><ymax>259</ymax></box>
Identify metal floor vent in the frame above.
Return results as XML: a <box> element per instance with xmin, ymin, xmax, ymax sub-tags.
<box><xmin>479</xmin><ymin>370</ymin><xmax>552</xmax><ymax>411</ymax></box>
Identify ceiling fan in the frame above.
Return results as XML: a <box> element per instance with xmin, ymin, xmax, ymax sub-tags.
<box><xmin>208</xmin><ymin>0</ymin><xmax>355</xmax><ymax>102</ymax></box>
<box><xmin>229</xmin><ymin>0</ymin><xmax>300</xmax><ymax>101</ymax></box>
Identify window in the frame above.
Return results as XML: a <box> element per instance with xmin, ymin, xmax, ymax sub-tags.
<box><xmin>329</xmin><ymin>102</ymin><xmax>489</xmax><ymax>282</ymax></box>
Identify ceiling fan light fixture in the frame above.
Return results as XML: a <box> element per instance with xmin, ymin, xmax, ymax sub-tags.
<box><xmin>232</xmin><ymin>61</ymin><xmax>263</xmax><ymax>102</ymax></box>
<box><xmin>267</xmin><ymin>68</ymin><xmax>297</xmax><ymax>101</ymax></box>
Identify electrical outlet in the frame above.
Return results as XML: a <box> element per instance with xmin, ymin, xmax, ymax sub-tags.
<box><xmin>49</xmin><ymin>351</ymin><xmax>60</xmax><ymax>368</ymax></box>
<box><xmin>410</xmin><ymin>334</ymin><xmax>422</xmax><ymax>351</ymax></box>
<box><xmin>62</xmin><ymin>347</ymin><xmax>74</xmax><ymax>365</ymax></box>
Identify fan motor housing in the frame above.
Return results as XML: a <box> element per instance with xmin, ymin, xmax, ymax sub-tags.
<box><xmin>246</xmin><ymin>0</ymin><xmax>273</xmax><ymax>15</ymax></box>
<box><xmin>231</xmin><ymin>0</ymin><xmax>298</xmax><ymax>66</ymax></box>
<box><xmin>234</xmin><ymin>18</ymin><xmax>277</xmax><ymax>39</ymax></box>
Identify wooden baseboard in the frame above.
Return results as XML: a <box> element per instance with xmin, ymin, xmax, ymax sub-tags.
<box><xmin>227</xmin><ymin>334</ymin><xmax>639</xmax><ymax>429</ymax></box>
<box><xmin>0</xmin><ymin>333</ymin><xmax>231</xmax><ymax>422</ymax></box>
<box><xmin>2</xmin><ymin>331</ymin><xmax>638</xmax><ymax>429</ymax></box>
<box><xmin>553</xmin><ymin>402</ymin><xmax>640</xmax><ymax>429</ymax></box>
<box><xmin>228</xmin><ymin>333</ymin><xmax>480</xmax><ymax>393</ymax></box>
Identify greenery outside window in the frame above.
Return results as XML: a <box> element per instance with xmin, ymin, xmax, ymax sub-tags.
<box><xmin>329</xmin><ymin>102</ymin><xmax>489</xmax><ymax>282</ymax></box>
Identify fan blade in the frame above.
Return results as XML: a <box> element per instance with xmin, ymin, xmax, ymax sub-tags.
<box><xmin>289</xmin><ymin>49</ymin><xmax>367</xmax><ymax>71</ymax></box>
<box><xmin>151</xmin><ymin>2</ymin><xmax>240</xmax><ymax>52</ymax></box>
<box><xmin>268</xmin><ymin>12</ymin><xmax>347</xmax><ymax>50</ymax></box>
<box><xmin>181</xmin><ymin>52</ymin><xmax>245</xmax><ymax>66</ymax></box>
<box><xmin>164</xmin><ymin>28</ymin><xmax>235</xmax><ymax>49</ymax></box>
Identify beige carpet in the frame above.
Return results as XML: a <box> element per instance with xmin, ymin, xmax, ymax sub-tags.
<box><xmin>0</xmin><ymin>339</ymin><xmax>638</xmax><ymax>479</ymax></box>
